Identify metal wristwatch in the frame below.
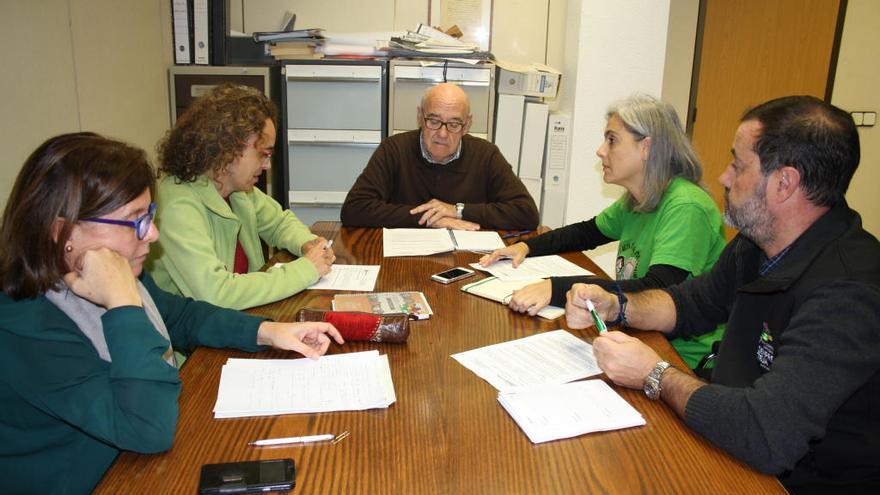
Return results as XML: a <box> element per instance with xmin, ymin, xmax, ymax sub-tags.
<box><xmin>455</xmin><ymin>202</ymin><xmax>465</xmax><ymax>219</ymax></box>
<box><xmin>644</xmin><ymin>361</ymin><xmax>672</xmax><ymax>400</ymax></box>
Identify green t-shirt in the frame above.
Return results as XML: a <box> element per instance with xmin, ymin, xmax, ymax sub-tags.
<box><xmin>596</xmin><ymin>177</ymin><xmax>726</xmax><ymax>367</ymax></box>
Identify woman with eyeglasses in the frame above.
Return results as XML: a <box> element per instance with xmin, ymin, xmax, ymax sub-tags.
<box><xmin>147</xmin><ymin>83</ymin><xmax>334</xmax><ymax>310</ymax></box>
<box><xmin>480</xmin><ymin>94</ymin><xmax>726</xmax><ymax>369</ymax></box>
<box><xmin>0</xmin><ymin>133</ymin><xmax>344</xmax><ymax>493</ymax></box>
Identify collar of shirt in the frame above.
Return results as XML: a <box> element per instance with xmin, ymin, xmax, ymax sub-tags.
<box><xmin>759</xmin><ymin>245</ymin><xmax>792</xmax><ymax>276</ymax></box>
<box><xmin>419</xmin><ymin>130</ymin><xmax>462</xmax><ymax>165</ymax></box>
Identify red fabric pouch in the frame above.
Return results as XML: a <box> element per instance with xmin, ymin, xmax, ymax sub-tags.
<box><xmin>295</xmin><ymin>308</ymin><xmax>410</xmax><ymax>343</ymax></box>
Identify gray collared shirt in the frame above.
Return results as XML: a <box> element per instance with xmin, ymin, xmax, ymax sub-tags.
<box><xmin>419</xmin><ymin>130</ymin><xmax>462</xmax><ymax>165</ymax></box>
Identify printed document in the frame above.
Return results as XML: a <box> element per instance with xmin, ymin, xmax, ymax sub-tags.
<box><xmin>471</xmin><ymin>255</ymin><xmax>593</xmax><ymax>281</ymax></box>
<box><xmin>382</xmin><ymin>228</ymin><xmax>506</xmax><ymax>256</ymax></box>
<box><xmin>308</xmin><ymin>264</ymin><xmax>380</xmax><ymax>291</ymax></box>
<box><xmin>498</xmin><ymin>380</ymin><xmax>646</xmax><ymax>443</ymax></box>
<box><xmin>383</xmin><ymin>228</ymin><xmax>455</xmax><ymax>256</ymax></box>
<box><xmin>449</xmin><ymin>230</ymin><xmax>505</xmax><ymax>252</ymax></box>
<box><xmin>213</xmin><ymin>351</ymin><xmax>396</xmax><ymax>418</ymax></box>
<box><xmin>451</xmin><ymin>329</ymin><xmax>601</xmax><ymax>392</ymax></box>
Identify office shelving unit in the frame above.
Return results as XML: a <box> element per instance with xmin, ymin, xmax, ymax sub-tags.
<box><xmin>274</xmin><ymin>60</ymin><xmax>388</xmax><ymax>225</ymax></box>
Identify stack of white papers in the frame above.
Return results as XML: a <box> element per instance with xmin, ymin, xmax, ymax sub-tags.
<box><xmin>452</xmin><ymin>331</ymin><xmax>644</xmax><ymax>443</ymax></box>
<box><xmin>213</xmin><ymin>351</ymin><xmax>396</xmax><ymax>418</ymax></box>
<box><xmin>498</xmin><ymin>380</ymin><xmax>646</xmax><ymax>443</ymax></box>
<box><xmin>450</xmin><ymin>330</ymin><xmax>601</xmax><ymax>392</ymax></box>
<box><xmin>449</xmin><ymin>230</ymin><xmax>505</xmax><ymax>252</ymax></box>
<box><xmin>382</xmin><ymin>228</ymin><xmax>506</xmax><ymax>257</ymax></box>
<box><xmin>471</xmin><ymin>255</ymin><xmax>593</xmax><ymax>281</ymax></box>
<box><xmin>383</xmin><ymin>228</ymin><xmax>454</xmax><ymax>256</ymax></box>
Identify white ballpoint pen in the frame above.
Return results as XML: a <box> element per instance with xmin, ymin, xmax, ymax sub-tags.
<box><xmin>248</xmin><ymin>431</ymin><xmax>350</xmax><ymax>447</ymax></box>
<box><xmin>248</xmin><ymin>434</ymin><xmax>334</xmax><ymax>447</ymax></box>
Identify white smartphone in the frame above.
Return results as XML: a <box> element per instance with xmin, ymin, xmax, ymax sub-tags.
<box><xmin>431</xmin><ymin>267</ymin><xmax>476</xmax><ymax>284</ymax></box>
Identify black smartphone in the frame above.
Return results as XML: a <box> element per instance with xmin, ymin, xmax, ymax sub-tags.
<box><xmin>199</xmin><ymin>458</ymin><xmax>295</xmax><ymax>494</ymax></box>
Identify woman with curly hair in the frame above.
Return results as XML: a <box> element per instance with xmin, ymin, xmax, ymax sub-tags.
<box><xmin>147</xmin><ymin>84</ymin><xmax>334</xmax><ymax>310</ymax></box>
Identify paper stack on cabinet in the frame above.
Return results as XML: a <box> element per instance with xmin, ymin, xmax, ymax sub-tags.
<box><xmin>498</xmin><ymin>380</ymin><xmax>646</xmax><ymax>443</ymax></box>
<box><xmin>213</xmin><ymin>351</ymin><xmax>395</xmax><ymax>418</ymax></box>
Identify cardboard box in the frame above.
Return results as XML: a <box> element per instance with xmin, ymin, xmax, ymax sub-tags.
<box><xmin>495</xmin><ymin>60</ymin><xmax>561</xmax><ymax>99</ymax></box>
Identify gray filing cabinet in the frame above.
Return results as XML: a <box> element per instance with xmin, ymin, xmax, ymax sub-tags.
<box><xmin>389</xmin><ymin>60</ymin><xmax>495</xmax><ymax>140</ymax></box>
<box><xmin>279</xmin><ymin>60</ymin><xmax>388</xmax><ymax>225</ymax></box>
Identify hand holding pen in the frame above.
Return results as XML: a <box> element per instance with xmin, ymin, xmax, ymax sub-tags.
<box><xmin>303</xmin><ymin>237</ymin><xmax>335</xmax><ymax>276</ymax></box>
<box><xmin>564</xmin><ymin>283</ymin><xmax>617</xmax><ymax>331</ymax></box>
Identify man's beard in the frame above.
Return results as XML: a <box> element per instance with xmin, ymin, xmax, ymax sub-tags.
<box><xmin>723</xmin><ymin>176</ymin><xmax>776</xmax><ymax>247</ymax></box>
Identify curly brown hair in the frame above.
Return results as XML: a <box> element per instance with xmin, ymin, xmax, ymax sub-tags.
<box><xmin>157</xmin><ymin>83</ymin><xmax>278</xmax><ymax>182</ymax></box>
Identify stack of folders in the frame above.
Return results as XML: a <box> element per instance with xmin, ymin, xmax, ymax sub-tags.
<box><xmin>269</xmin><ymin>41</ymin><xmax>323</xmax><ymax>60</ymax></box>
<box><xmin>213</xmin><ymin>351</ymin><xmax>395</xmax><ymax>418</ymax></box>
<box><xmin>498</xmin><ymin>380</ymin><xmax>646</xmax><ymax>443</ymax></box>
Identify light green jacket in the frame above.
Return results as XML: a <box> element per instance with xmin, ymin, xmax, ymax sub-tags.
<box><xmin>147</xmin><ymin>176</ymin><xmax>319</xmax><ymax>310</ymax></box>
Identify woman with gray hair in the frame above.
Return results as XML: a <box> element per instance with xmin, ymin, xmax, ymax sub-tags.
<box><xmin>480</xmin><ymin>94</ymin><xmax>725</xmax><ymax>368</ymax></box>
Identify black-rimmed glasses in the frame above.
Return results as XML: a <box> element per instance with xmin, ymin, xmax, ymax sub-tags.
<box><xmin>423</xmin><ymin>117</ymin><xmax>466</xmax><ymax>133</ymax></box>
<box><xmin>82</xmin><ymin>202</ymin><xmax>157</xmax><ymax>240</ymax></box>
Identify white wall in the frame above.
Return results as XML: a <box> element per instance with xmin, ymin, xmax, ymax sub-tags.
<box><xmin>662</xmin><ymin>0</ymin><xmax>699</xmax><ymax>126</ymax></box>
<box><xmin>0</xmin><ymin>0</ymin><xmax>172</xmax><ymax>213</ymax></box>
<box><xmin>833</xmin><ymin>0</ymin><xmax>880</xmax><ymax>236</ymax></box>
<box><xmin>557</xmin><ymin>0</ymin><xmax>673</xmax><ymax>275</ymax></box>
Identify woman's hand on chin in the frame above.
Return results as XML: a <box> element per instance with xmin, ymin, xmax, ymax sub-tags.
<box><xmin>63</xmin><ymin>248</ymin><xmax>143</xmax><ymax>309</ymax></box>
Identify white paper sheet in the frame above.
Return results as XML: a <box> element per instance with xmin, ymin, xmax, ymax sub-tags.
<box><xmin>498</xmin><ymin>380</ymin><xmax>646</xmax><ymax>443</ymax></box>
<box><xmin>450</xmin><ymin>230</ymin><xmax>505</xmax><ymax>252</ymax></box>
<box><xmin>451</xmin><ymin>330</ymin><xmax>601</xmax><ymax>392</ymax></box>
<box><xmin>307</xmin><ymin>264</ymin><xmax>380</xmax><ymax>291</ymax></box>
<box><xmin>471</xmin><ymin>254</ymin><xmax>593</xmax><ymax>281</ymax></box>
<box><xmin>213</xmin><ymin>351</ymin><xmax>396</xmax><ymax>418</ymax></box>
<box><xmin>383</xmin><ymin>228</ymin><xmax>455</xmax><ymax>257</ymax></box>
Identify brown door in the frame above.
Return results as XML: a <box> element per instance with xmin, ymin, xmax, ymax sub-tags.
<box><xmin>689</xmin><ymin>0</ymin><xmax>844</xmax><ymax>237</ymax></box>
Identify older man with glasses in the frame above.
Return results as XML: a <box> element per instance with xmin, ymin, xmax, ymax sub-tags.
<box><xmin>341</xmin><ymin>83</ymin><xmax>539</xmax><ymax>230</ymax></box>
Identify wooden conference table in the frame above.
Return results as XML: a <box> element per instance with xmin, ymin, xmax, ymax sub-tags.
<box><xmin>96</xmin><ymin>222</ymin><xmax>784</xmax><ymax>494</ymax></box>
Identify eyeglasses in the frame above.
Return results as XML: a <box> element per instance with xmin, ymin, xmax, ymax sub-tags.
<box><xmin>82</xmin><ymin>202</ymin><xmax>157</xmax><ymax>240</ymax></box>
<box><xmin>423</xmin><ymin>117</ymin><xmax>466</xmax><ymax>133</ymax></box>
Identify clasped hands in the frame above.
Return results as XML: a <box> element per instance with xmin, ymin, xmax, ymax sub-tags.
<box><xmin>409</xmin><ymin>198</ymin><xmax>479</xmax><ymax>231</ymax></box>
